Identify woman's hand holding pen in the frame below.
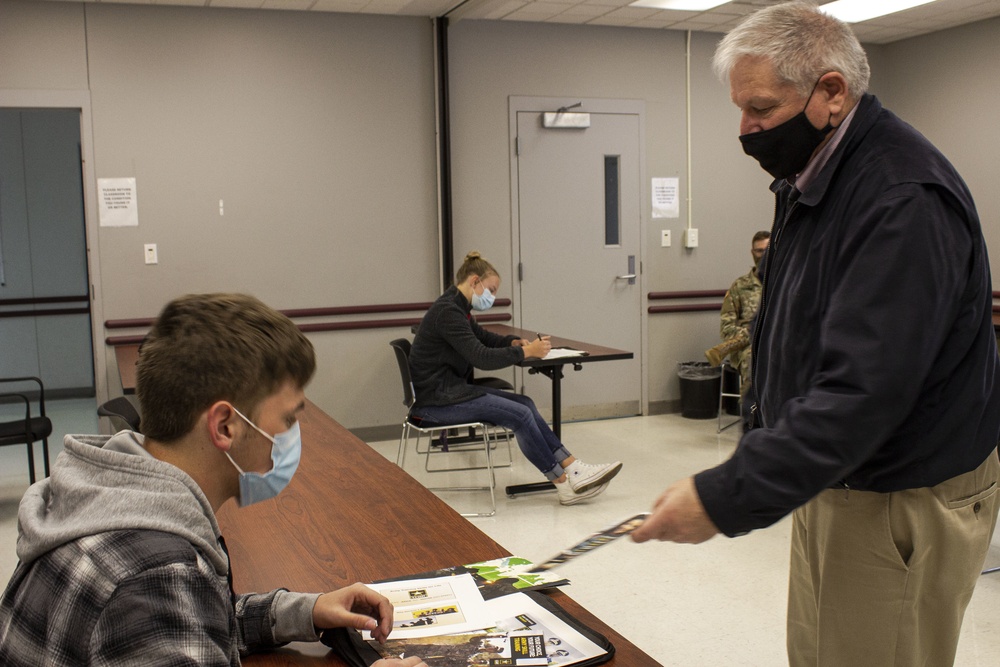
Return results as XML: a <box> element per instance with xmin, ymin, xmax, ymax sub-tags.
<box><xmin>522</xmin><ymin>334</ymin><xmax>551</xmax><ymax>359</ymax></box>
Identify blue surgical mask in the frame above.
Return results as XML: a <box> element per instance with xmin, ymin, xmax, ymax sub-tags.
<box><xmin>225</xmin><ymin>407</ymin><xmax>301</xmax><ymax>507</ymax></box>
<box><xmin>471</xmin><ymin>282</ymin><xmax>495</xmax><ymax>311</ymax></box>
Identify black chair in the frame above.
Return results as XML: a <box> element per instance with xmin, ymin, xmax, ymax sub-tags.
<box><xmin>98</xmin><ymin>396</ymin><xmax>142</xmax><ymax>432</ymax></box>
<box><xmin>0</xmin><ymin>376</ymin><xmax>53</xmax><ymax>484</ymax></box>
<box><xmin>390</xmin><ymin>338</ymin><xmax>512</xmax><ymax>517</ymax></box>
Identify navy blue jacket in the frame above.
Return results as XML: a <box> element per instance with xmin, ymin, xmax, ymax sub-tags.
<box><xmin>409</xmin><ymin>286</ymin><xmax>521</xmax><ymax>408</ymax></box>
<box><xmin>696</xmin><ymin>94</ymin><xmax>1000</xmax><ymax>537</ymax></box>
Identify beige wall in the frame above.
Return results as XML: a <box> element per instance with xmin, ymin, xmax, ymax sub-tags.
<box><xmin>876</xmin><ymin>16</ymin><xmax>1000</xmax><ymax>266</ymax></box>
<box><xmin>1</xmin><ymin>0</ymin><xmax>996</xmax><ymax>432</ymax></box>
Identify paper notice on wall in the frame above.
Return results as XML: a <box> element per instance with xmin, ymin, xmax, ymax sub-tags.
<box><xmin>652</xmin><ymin>177</ymin><xmax>679</xmax><ymax>218</ymax></box>
<box><xmin>98</xmin><ymin>177</ymin><xmax>139</xmax><ymax>227</ymax></box>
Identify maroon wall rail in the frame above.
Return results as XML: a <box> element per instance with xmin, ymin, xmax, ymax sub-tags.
<box><xmin>0</xmin><ymin>295</ymin><xmax>91</xmax><ymax>319</ymax></box>
<box><xmin>650</xmin><ymin>291</ymin><xmax>1000</xmax><ymax>314</ymax></box>
<box><xmin>104</xmin><ymin>300</ymin><xmax>512</xmax><ymax>346</ymax></box>
<box><xmin>647</xmin><ymin>290</ymin><xmax>726</xmax><ymax>314</ymax></box>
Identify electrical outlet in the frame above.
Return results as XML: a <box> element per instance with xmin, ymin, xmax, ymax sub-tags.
<box><xmin>684</xmin><ymin>228</ymin><xmax>699</xmax><ymax>248</ymax></box>
<box><xmin>661</xmin><ymin>230</ymin><xmax>671</xmax><ymax>247</ymax></box>
<box><xmin>144</xmin><ymin>243</ymin><xmax>158</xmax><ymax>265</ymax></box>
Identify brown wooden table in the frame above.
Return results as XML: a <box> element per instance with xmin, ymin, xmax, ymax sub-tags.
<box><xmin>114</xmin><ymin>343</ymin><xmax>140</xmax><ymax>394</ymax></box>
<box><xmin>216</xmin><ymin>400</ymin><xmax>659</xmax><ymax>666</ymax></box>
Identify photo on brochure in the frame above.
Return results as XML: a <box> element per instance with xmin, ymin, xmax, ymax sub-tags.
<box><xmin>369</xmin><ymin>592</ymin><xmax>607</xmax><ymax>667</ymax></box>
<box><xmin>372</xmin><ymin>632</ymin><xmax>548</xmax><ymax>666</ymax></box>
<box><xmin>394</xmin><ymin>603</ymin><xmax>465</xmax><ymax>631</ymax></box>
<box><xmin>465</xmin><ymin>557</ymin><xmax>570</xmax><ymax>600</ymax></box>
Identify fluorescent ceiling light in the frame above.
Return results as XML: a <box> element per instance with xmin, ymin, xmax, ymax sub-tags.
<box><xmin>820</xmin><ymin>0</ymin><xmax>938</xmax><ymax>23</ymax></box>
<box><xmin>628</xmin><ymin>0</ymin><xmax>729</xmax><ymax>10</ymax></box>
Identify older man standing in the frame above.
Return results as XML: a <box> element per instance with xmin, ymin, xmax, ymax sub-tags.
<box><xmin>633</xmin><ymin>2</ymin><xmax>1000</xmax><ymax>665</ymax></box>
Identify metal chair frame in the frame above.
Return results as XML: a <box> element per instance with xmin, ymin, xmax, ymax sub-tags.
<box><xmin>718</xmin><ymin>360</ymin><xmax>742</xmax><ymax>433</ymax></box>
<box><xmin>390</xmin><ymin>338</ymin><xmax>511</xmax><ymax>518</ymax></box>
<box><xmin>0</xmin><ymin>376</ymin><xmax>52</xmax><ymax>484</ymax></box>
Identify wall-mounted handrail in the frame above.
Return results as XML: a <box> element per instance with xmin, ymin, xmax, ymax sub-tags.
<box><xmin>647</xmin><ymin>289</ymin><xmax>725</xmax><ymax>314</ymax></box>
<box><xmin>0</xmin><ymin>295</ymin><xmax>91</xmax><ymax>319</ymax></box>
<box><xmin>103</xmin><ymin>302</ymin><xmax>512</xmax><ymax>346</ymax></box>
<box><xmin>0</xmin><ymin>295</ymin><xmax>89</xmax><ymax>306</ymax></box>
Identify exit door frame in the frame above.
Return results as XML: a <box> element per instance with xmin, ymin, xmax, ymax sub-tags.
<box><xmin>0</xmin><ymin>89</ymin><xmax>108</xmax><ymax>406</ymax></box>
<box><xmin>508</xmin><ymin>95</ymin><xmax>649</xmax><ymax>417</ymax></box>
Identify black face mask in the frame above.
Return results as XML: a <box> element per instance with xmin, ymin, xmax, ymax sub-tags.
<box><xmin>739</xmin><ymin>81</ymin><xmax>833</xmax><ymax>180</ymax></box>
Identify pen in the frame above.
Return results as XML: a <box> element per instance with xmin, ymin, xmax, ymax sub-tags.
<box><xmin>536</xmin><ymin>333</ymin><xmax>543</xmax><ymax>340</ymax></box>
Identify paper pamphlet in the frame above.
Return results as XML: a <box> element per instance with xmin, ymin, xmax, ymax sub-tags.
<box><xmin>528</xmin><ymin>513</ymin><xmax>650</xmax><ymax>573</ymax></box>
<box><xmin>370</xmin><ymin>591</ymin><xmax>607</xmax><ymax>666</ymax></box>
<box><xmin>362</xmin><ymin>573</ymin><xmax>491</xmax><ymax>640</ymax></box>
<box><xmin>377</xmin><ymin>556</ymin><xmax>569</xmax><ymax>601</ymax></box>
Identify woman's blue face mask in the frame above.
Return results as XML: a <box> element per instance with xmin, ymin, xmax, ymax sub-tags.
<box><xmin>471</xmin><ymin>280</ymin><xmax>496</xmax><ymax>312</ymax></box>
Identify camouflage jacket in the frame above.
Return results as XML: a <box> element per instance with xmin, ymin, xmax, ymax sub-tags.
<box><xmin>719</xmin><ymin>266</ymin><xmax>761</xmax><ymax>343</ymax></box>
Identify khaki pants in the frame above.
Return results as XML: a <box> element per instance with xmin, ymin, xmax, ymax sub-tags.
<box><xmin>787</xmin><ymin>450</ymin><xmax>999</xmax><ymax>667</ymax></box>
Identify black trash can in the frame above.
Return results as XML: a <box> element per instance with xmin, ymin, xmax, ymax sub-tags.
<box><xmin>678</xmin><ymin>361</ymin><xmax>721</xmax><ymax>419</ymax></box>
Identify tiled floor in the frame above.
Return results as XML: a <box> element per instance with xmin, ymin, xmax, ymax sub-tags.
<box><xmin>1</xmin><ymin>400</ymin><xmax>998</xmax><ymax>665</ymax></box>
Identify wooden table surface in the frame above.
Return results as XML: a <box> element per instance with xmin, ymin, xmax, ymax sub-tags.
<box><xmin>483</xmin><ymin>324</ymin><xmax>633</xmax><ymax>367</ymax></box>
<box><xmin>217</xmin><ymin>401</ymin><xmax>660</xmax><ymax>665</ymax></box>
<box><xmin>114</xmin><ymin>344</ymin><xmax>140</xmax><ymax>394</ymax></box>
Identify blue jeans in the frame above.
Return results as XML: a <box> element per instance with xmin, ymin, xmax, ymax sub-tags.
<box><xmin>412</xmin><ymin>387</ymin><xmax>571</xmax><ymax>480</ymax></box>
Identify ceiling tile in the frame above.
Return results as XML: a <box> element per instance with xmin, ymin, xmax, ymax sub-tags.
<box><xmin>558</xmin><ymin>4</ymin><xmax>612</xmax><ymax>17</ymax></box>
<box><xmin>29</xmin><ymin>0</ymin><xmax>1000</xmax><ymax>43</ymax></box>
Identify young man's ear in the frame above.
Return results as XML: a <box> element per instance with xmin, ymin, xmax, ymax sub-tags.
<box><xmin>206</xmin><ymin>401</ymin><xmax>238</xmax><ymax>452</ymax></box>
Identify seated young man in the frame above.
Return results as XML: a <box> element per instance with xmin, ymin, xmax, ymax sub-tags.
<box><xmin>0</xmin><ymin>293</ymin><xmax>424</xmax><ymax>667</ymax></box>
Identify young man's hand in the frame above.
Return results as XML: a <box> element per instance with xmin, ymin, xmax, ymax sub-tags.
<box><xmin>312</xmin><ymin>583</ymin><xmax>394</xmax><ymax>643</ymax></box>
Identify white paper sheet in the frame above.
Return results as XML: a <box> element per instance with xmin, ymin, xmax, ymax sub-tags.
<box><xmin>652</xmin><ymin>176</ymin><xmax>679</xmax><ymax>218</ymax></box>
<box><xmin>98</xmin><ymin>177</ymin><xmax>139</xmax><ymax>227</ymax></box>
<box><xmin>362</xmin><ymin>573</ymin><xmax>491</xmax><ymax>640</ymax></box>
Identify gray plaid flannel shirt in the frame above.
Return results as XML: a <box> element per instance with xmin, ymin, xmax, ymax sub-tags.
<box><xmin>0</xmin><ymin>528</ymin><xmax>282</xmax><ymax>666</ymax></box>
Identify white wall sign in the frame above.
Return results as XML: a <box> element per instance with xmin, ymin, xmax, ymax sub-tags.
<box><xmin>98</xmin><ymin>177</ymin><xmax>139</xmax><ymax>227</ymax></box>
<box><xmin>651</xmin><ymin>177</ymin><xmax>679</xmax><ymax>219</ymax></box>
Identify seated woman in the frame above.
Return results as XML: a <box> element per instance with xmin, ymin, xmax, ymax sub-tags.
<box><xmin>408</xmin><ymin>251</ymin><xmax>622</xmax><ymax>506</ymax></box>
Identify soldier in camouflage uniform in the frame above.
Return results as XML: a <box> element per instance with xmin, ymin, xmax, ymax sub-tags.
<box><xmin>705</xmin><ymin>230</ymin><xmax>770</xmax><ymax>395</ymax></box>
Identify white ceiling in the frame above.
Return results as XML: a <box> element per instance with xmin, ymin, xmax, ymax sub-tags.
<box><xmin>34</xmin><ymin>0</ymin><xmax>1000</xmax><ymax>44</ymax></box>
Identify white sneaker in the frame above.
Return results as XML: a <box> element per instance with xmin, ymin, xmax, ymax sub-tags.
<box><xmin>567</xmin><ymin>460</ymin><xmax>623</xmax><ymax>493</ymax></box>
<box><xmin>556</xmin><ymin>480</ymin><xmax>609</xmax><ymax>506</ymax></box>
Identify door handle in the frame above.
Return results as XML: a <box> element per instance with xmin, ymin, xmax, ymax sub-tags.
<box><xmin>617</xmin><ymin>256</ymin><xmax>636</xmax><ymax>285</ymax></box>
